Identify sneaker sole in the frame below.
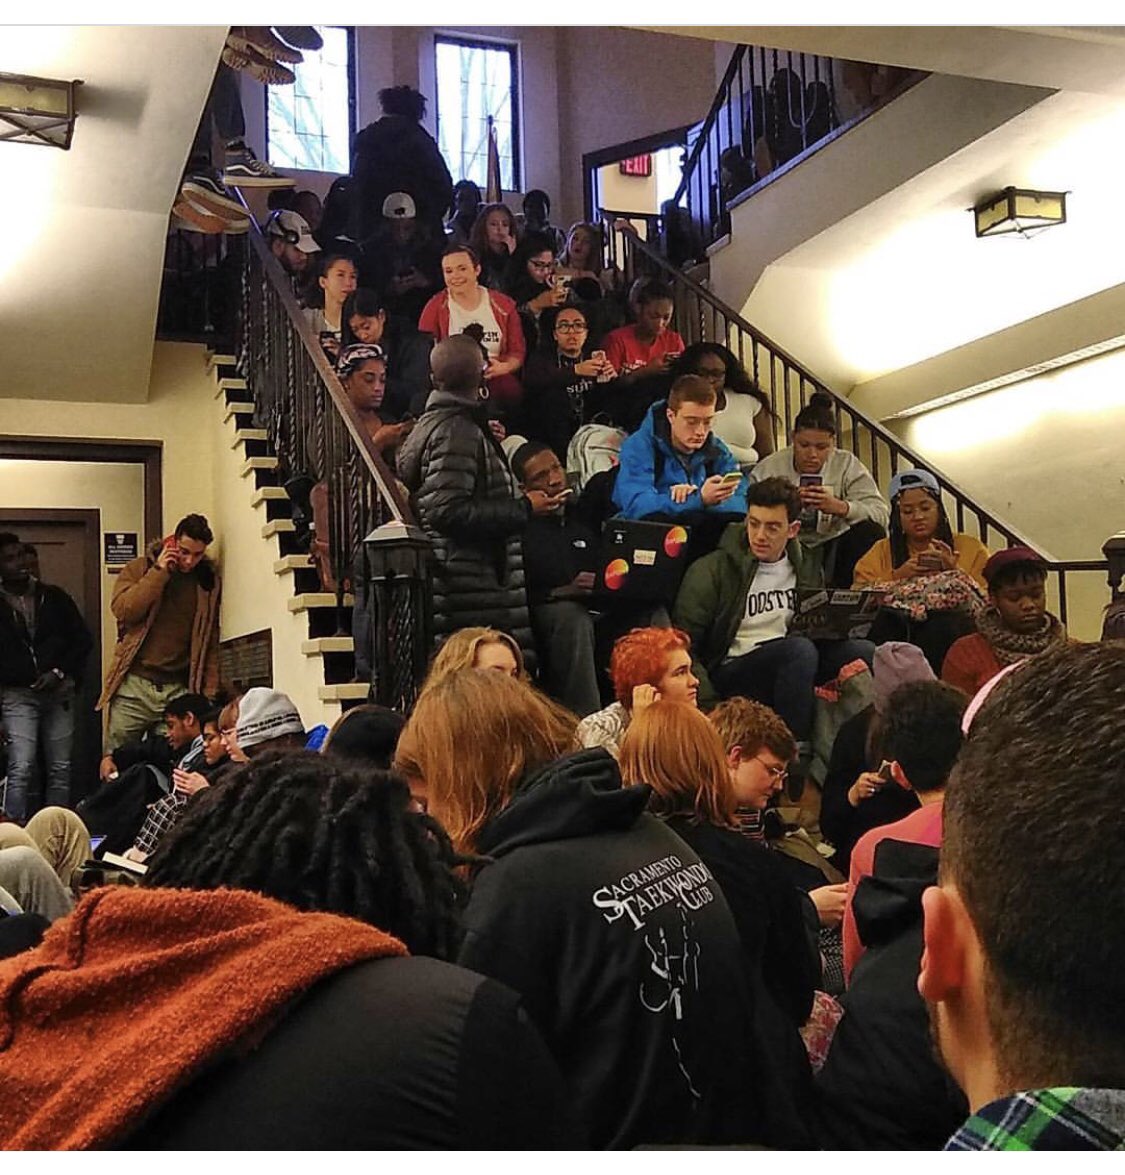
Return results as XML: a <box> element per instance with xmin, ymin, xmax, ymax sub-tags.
<box><xmin>227</xmin><ymin>29</ymin><xmax>303</xmax><ymax>65</ymax></box>
<box><xmin>181</xmin><ymin>180</ymin><xmax>246</xmax><ymax>218</ymax></box>
<box><xmin>179</xmin><ymin>194</ymin><xmax>250</xmax><ymax>233</ymax></box>
<box><xmin>172</xmin><ymin>201</ymin><xmax>226</xmax><ymax>234</ymax></box>
<box><xmin>223</xmin><ymin>171</ymin><xmax>296</xmax><ymax>189</ymax></box>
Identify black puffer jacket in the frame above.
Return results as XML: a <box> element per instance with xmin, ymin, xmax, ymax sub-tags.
<box><xmin>397</xmin><ymin>388</ymin><xmax>533</xmax><ymax>659</ymax></box>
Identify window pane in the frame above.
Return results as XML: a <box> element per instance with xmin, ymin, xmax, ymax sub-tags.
<box><xmin>435</xmin><ymin>38</ymin><xmax>517</xmax><ymax>191</ymax></box>
<box><xmin>267</xmin><ymin>26</ymin><xmax>351</xmax><ymax>173</ymax></box>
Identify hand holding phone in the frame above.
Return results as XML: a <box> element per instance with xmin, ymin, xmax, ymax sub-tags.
<box><xmin>719</xmin><ymin>471</ymin><xmax>743</xmax><ymax>487</ymax></box>
<box><xmin>157</xmin><ymin>536</ymin><xmax>180</xmax><ymax>573</ymax></box>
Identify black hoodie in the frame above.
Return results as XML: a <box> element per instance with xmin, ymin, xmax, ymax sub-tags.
<box><xmin>813</xmin><ymin>839</ymin><xmax>968</xmax><ymax>1149</ymax></box>
<box><xmin>457</xmin><ymin>748</ymin><xmax>766</xmax><ymax>1150</ymax></box>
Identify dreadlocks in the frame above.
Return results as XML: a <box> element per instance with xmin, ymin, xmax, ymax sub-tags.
<box><xmin>145</xmin><ymin>750</ymin><xmax>466</xmax><ymax>960</ymax></box>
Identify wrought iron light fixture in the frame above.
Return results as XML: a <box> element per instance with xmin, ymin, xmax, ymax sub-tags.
<box><xmin>0</xmin><ymin>72</ymin><xmax>82</xmax><ymax>149</ymax></box>
<box><xmin>973</xmin><ymin>187</ymin><xmax>1067</xmax><ymax>239</ymax></box>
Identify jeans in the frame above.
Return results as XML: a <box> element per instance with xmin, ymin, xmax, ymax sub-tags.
<box><xmin>1</xmin><ymin>684</ymin><xmax>77</xmax><ymax>824</ymax></box>
<box><xmin>188</xmin><ymin>63</ymin><xmax>247</xmax><ymax>170</ymax></box>
<box><xmin>711</xmin><ymin>635</ymin><xmax>875</xmax><ymax>744</ymax></box>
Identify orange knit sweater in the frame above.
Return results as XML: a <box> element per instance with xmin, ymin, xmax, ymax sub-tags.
<box><xmin>0</xmin><ymin>886</ymin><xmax>407</xmax><ymax>1149</ymax></box>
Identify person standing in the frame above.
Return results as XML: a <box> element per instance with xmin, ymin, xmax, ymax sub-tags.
<box><xmin>0</xmin><ymin>534</ymin><xmax>93</xmax><ymax>822</ymax></box>
<box><xmin>96</xmin><ymin>515</ymin><xmax>221</xmax><ymax>754</ymax></box>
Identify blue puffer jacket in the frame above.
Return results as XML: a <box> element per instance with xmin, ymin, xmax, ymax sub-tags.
<box><xmin>612</xmin><ymin>401</ymin><xmax>748</xmax><ymax>520</ymax></box>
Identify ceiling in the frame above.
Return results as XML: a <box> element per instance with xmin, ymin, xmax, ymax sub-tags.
<box><xmin>0</xmin><ymin>26</ymin><xmax>227</xmax><ymax>403</ymax></box>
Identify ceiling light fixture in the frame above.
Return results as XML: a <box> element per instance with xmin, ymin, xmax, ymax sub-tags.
<box><xmin>973</xmin><ymin>187</ymin><xmax>1067</xmax><ymax>239</ymax></box>
<box><xmin>0</xmin><ymin>72</ymin><xmax>82</xmax><ymax>150</ymax></box>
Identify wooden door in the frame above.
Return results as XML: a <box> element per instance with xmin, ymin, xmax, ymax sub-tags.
<box><xmin>0</xmin><ymin>509</ymin><xmax>102</xmax><ymax>804</ymax></box>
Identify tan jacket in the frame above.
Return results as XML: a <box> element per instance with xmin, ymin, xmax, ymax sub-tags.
<box><xmin>96</xmin><ymin>542</ymin><xmax>222</xmax><ymax>710</ymax></box>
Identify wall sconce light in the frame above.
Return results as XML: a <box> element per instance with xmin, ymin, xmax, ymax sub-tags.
<box><xmin>0</xmin><ymin>72</ymin><xmax>82</xmax><ymax>150</ymax></box>
<box><xmin>973</xmin><ymin>187</ymin><xmax>1067</xmax><ymax>239</ymax></box>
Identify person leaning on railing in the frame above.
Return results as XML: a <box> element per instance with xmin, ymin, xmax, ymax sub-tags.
<box><xmin>750</xmin><ymin>391</ymin><xmax>887</xmax><ymax>589</ymax></box>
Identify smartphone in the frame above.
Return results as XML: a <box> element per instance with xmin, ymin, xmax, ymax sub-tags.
<box><xmin>161</xmin><ymin>535</ymin><xmax>180</xmax><ymax>571</ymax></box>
<box><xmin>591</xmin><ymin>350</ymin><xmax>606</xmax><ymax>363</ymax></box>
<box><xmin>719</xmin><ymin>471</ymin><xmax>743</xmax><ymax>487</ymax></box>
<box><xmin>799</xmin><ymin>474</ymin><xmax>823</xmax><ymax>487</ymax></box>
<box><xmin>877</xmin><ymin>760</ymin><xmax>894</xmax><ymax>783</ymax></box>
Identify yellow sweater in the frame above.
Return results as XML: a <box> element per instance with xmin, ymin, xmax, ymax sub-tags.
<box><xmin>852</xmin><ymin>534</ymin><xmax>990</xmax><ymax>590</ymax></box>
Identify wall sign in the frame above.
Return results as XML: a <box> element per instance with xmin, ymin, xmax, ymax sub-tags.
<box><xmin>619</xmin><ymin>154</ymin><xmax>653</xmax><ymax>178</ymax></box>
<box><xmin>104</xmin><ymin>532</ymin><xmax>138</xmax><ymax>567</ymax></box>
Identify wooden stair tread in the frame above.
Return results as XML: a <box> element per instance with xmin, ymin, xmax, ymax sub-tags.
<box><xmin>288</xmin><ymin>592</ymin><xmax>355</xmax><ymax>611</ymax></box>
<box><xmin>302</xmin><ymin>636</ymin><xmax>355</xmax><ymax>655</ymax></box>
<box><xmin>223</xmin><ymin>401</ymin><xmax>256</xmax><ymax>421</ymax></box>
<box><xmin>261</xmin><ymin>519</ymin><xmax>295</xmax><ymax>538</ymax></box>
<box><xmin>274</xmin><ymin>554</ymin><xmax>313</xmax><ymax>573</ymax></box>
<box><xmin>252</xmin><ymin>486</ymin><xmax>290</xmax><ymax>507</ymax></box>
<box><xmin>240</xmin><ymin>456</ymin><xmax>278</xmax><ymax>476</ymax></box>
<box><xmin>318</xmin><ymin>682</ymin><xmax>370</xmax><ymax>702</ymax></box>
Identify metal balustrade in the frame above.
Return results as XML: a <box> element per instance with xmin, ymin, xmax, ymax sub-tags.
<box><xmin>231</xmin><ymin>222</ymin><xmax>432</xmax><ymax>710</ymax></box>
<box><xmin>675</xmin><ymin>45</ymin><xmax>922</xmax><ymax>251</ymax></box>
<box><xmin>605</xmin><ymin>224</ymin><xmax>1113</xmax><ymax>629</ymax></box>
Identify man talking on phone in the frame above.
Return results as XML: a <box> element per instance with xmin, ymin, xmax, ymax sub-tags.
<box><xmin>97</xmin><ymin>514</ymin><xmax>221</xmax><ymax>755</ymax></box>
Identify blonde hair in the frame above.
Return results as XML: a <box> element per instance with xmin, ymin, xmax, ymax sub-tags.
<box><xmin>619</xmin><ymin>701</ymin><xmax>736</xmax><ymax>827</ymax></box>
<box><xmin>421</xmin><ymin>627</ymin><xmax>528</xmax><ymax>695</ymax></box>
<box><xmin>394</xmin><ymin>670</ymin><xmax>578</xmax><ymax>854</ymax></box>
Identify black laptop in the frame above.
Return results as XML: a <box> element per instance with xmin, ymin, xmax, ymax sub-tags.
<box><xmin>789</xmin><ymin>588</ymin><xmax>885</xmax><ymax>640</ymax></box>
<box><xmin>582</xmin><ymin>519</ymin><xmax>693</xmax><ymax>603</ymax></box>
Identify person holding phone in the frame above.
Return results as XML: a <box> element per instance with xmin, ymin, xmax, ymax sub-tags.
<box><xmin>519</xmin><ymin>305</ymin><xmax>617</xmax><ymax>460</ymax></box>
<box><xmin>750</xmin><ymin>391</ymin><xmax>888</xmax><ymax>587</ymax></box>
<box><xmin>600</xmin><ymin>279</ymin><xmax>685</xmax><ymax>380</ymax></box>
<box><xmin>613</xmin><ymin>375</ymin><xmax>748</xmax><ymax>560</ymax></box>
<box><xmin>853</xmin><ymin>469</ymin><xmax>990</xmax><ymax>672</ymax></box>
<box><xmin>97</xmin><ymin>515</ymin><xmax>221</xmax><ymax>754</ymax></box>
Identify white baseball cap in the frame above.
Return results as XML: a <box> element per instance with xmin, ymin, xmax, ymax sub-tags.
<box><xmin>265</xmin><ymin>209</ymin><xmax>321</xmax><ymax>253</ymax></box>
<box><xmin>382</xmin><ymin>191</ymin><xmax>417</xmax><ymax>220</ymax></box>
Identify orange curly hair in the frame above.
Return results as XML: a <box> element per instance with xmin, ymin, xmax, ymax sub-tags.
<box><xmin>609</xmin><ymin>627</ymin><xmax>692</xmax><ymax>709</ymax></box>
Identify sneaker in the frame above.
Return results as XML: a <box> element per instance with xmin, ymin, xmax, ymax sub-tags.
<box><xmin>273</xmin><ymin>26</ymin><xmax>323</xmax><ymax>51</ymax></box>
<box><xmin>180</xmin><ymin>171</ymin><xmax>245</xmax><ymax>219</ymax></box>
<box><xmin>223</xmin><ymin>147</ymin><xmax>294</xmax><ymax>189</ymax></box>
<box><xmin>171</xmin><ymin>200</ymin><xmax>226</xmax><ymax>234</ymax></box>
<box><xmin>227</xmin><ymin>26</ymin><xmax>304</xmax><ymax>65</ymax></box>
<box><xmin>172</xmin><ymin>200</ymin><xmax>250</xmax><ymax>235</ymax></box>
<box><xmin>221</xmin><ymin>43</ymin><xmax>295</xmax><ymax>86</ymax></box>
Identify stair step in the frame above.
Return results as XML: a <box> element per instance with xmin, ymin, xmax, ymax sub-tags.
<box><xmin>223</xmin><ymin>401</ymin><xmax>255</xmax><ymax>421</ymax></box>
<box><xmin>302</xmin><ymin>636</ymin><xmax>355</xmax><ymax>655</ymax></box>
<box><xmin>215</xmin><ymin>375</ymin><xmax>248</xmax><ymax>398</ymax></box>
<box><xmin>207</xmin><ymin>352</ymin><xmax>237</xmax><ymax>371</ymax></box>
<box><xmin>274</xmin><ymin>553</ymin><xmax>313</xmax><ymax>573</ymax></box>
<box><xmin>240</xmin><ymin>456</ymin><xmax>278</xmax><ymax>476</ymax></box>
<box><xmin>252</xmin><ymin>486</ymin><xmax>290</xmax><ymax>507</ymax></box>
<box><xmin>232</xmin><ymin>428</ymin><xmax>269</xmax><ymax>447</ymax></box>
<box><xmin>288</xmin><ymin>592</ymin><xmax>355</xmax><ymax>612</ymax></box>
<box><xmin>318</xmin><ymin>682</ymin><xmax>370</xmax><ymax>703</ymax></box>
<box><xmin>261</xmin><ymin>519</ymin><xmax>295</xmax><ymax>539</ymax></box>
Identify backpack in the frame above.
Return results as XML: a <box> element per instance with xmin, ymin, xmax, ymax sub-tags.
<box><xmin>567</xmin><ymin>423</ymin><xmax>627</xmax><ymax>489</ymax></box>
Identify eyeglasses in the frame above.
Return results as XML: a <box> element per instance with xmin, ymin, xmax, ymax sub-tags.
<box><xmin>555</xmin><ymin>321</ymin><xmax>587</xmax><ymax>332</ymax></box>
<box><xmin>754</xmin><ymin>756</ymin><xmax>788</xmax><ymax>782</ymax></box>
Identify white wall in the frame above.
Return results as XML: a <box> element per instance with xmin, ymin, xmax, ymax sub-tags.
<box><xmin>889</xmin><ymin>349</ymin><xmax>1125</xmax><ymax>640</ymax></box>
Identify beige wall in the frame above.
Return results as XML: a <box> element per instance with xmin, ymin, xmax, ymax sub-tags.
<box><xmin>0</xmin><ymin>460</ymin><xmax>144</xmax><ymax>680</ymax></box>
<box><xmin>888</xmin><ymin>349</ymin><xmax>1125</xmax><ymax>640</ymax></box>
<box><xmin>0</xmin><ymin>342</ymin><xmax>215</xmax><ymax>537</ymax></box>
<box><xmin>598</xmin><ymin>161</ymin><xmax>660</xmax><ymax>217</ymax></box>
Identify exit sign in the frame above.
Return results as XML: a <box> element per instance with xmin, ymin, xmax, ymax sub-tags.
<box><xmin>619</xmin><ymin>154</ymin><xmax>653</xmax><ymax>178</ymax></box>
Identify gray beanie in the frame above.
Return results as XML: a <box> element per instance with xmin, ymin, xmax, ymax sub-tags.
<box><xmin>872</xmin><ymin>642</ymin><xmax>934</xmax><ymax>714</ymax></box>
<box><xmin>235</xmin><ymin>687</ymin><xmax>305</xmax><ymax>749</ymax></box>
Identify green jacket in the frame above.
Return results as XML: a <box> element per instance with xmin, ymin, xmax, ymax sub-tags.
<box><xmin>672</xmin><ymin>522</ymin><xmax>825</xmax><ymax>708</ymax></box>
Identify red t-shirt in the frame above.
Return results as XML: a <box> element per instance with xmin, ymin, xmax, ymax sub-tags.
<box><xmin>842</xmin><ymin>800</ymin><xmax>944</xmax><ymax>982</ymax></box>
<box><xmin>601</xmin><ymin>324</ymin><xmax>685</xmax><ymax>374</ymax></box>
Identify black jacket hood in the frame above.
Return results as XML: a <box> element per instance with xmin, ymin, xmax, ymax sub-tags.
<box><xmin>475</xmin><ymin>748</ymin><xmax>651</xmax><ymax>860</ymax></box>
<box><xmin>851</xmin><ymin>839</ymin><xmax>938</xmax><ymax>952</ymax></box>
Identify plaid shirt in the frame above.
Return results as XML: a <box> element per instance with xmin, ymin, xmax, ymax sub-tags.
<box><xmin>946</xmin><ymin>1088</ymin><xmax>1125</xmax><ymax>1151</ymax></box>
<box><xmin>132</xmin><ymin>791</ymin><xmax>189</xmax><ymax>856</ymax></box>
